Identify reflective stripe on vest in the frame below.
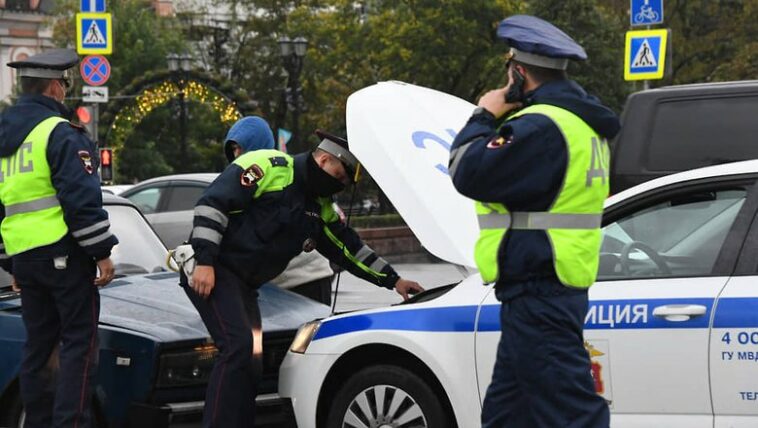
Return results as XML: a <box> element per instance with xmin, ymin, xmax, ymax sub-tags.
<box><xmin>477</xmin><ymin>212</ymin><xmax>602</xmax><ymax>230</ymax></box>
<box><xmin>473</xmin><ymin>104</ymin><xmax>610</xmax><ymax>288</ymax></box>
<box><xmin>0</xmin><ymin>116</ymin><xmax>69</xmax><ymax>255</ymax></box>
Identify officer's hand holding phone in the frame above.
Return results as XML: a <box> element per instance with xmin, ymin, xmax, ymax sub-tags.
<box><xmin>95</xmin><ymin>257</ymin><xmax>115</xmax><ymax>287</ymax></box>
<box><xmin>477</xmin><ymin>66</ymin><xmax>524</xmax><ymax>118</ymax></box>
<box><xmin>192</xmin><ymin>265</ymin><xmax>215</xmax><ymax>299</ymax></box>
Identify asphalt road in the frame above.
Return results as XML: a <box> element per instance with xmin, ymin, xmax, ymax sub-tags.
<box><xmin>172</xmin><ymin>262</ymin><xmax>465</xmax><ymax>427</ymax></box>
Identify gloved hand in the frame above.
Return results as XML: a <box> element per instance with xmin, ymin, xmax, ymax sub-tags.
<box><xmin>170</xmin><ymin>244</ymin><xmax>197</xmax><ymax>282</ymax></box>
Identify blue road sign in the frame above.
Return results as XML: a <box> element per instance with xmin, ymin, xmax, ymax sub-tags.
<box><xmin>76</xmin><ymin>13</ymin><xmax>112</xmax><ymax>55</ymax></box>
<box><xmin>624</xmin><ymin>29</ymin><xmax>669</xmax><ymax>80</ymax></box>
<box><xmin>631</xmin><ymin>0</ymin><xmax>663</xmax><ymax>26</ymax></box>
<box><xmin>80</xmin><ymin>0</ymin><xmax>105</xmax><ymax>12</ymax></box>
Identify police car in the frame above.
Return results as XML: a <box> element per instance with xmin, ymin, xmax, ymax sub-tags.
<box><xmin>278</xmin><ymin>82</ymin><xmax>758</xmax><ymax>428</ymax></box>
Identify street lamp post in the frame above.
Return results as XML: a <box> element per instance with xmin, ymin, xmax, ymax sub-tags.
<box><xmin>167</xmin><ymin>52</ymin><xmax>192</xmax><ymax>171</ymax></box>
<box><xmin>278</xmin><ymin>36</ymin><xmax>308</xmax><ymax>151</ymax></box>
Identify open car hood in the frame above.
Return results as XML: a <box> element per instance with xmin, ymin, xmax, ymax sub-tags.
<box><xmin>347</xmin><ymin>81</ymin><xmax>479</xmax><ymax>268</ymax></box>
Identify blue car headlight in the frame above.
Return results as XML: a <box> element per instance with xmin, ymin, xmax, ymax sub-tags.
<box><xmin>290</xmin><ymin>320</ymin><xmax>321</xmax><ymax>354</ymax></box>
<box><xmin>156</xmin><ymin>344</ymin><xmax>218</xmax><ymax>388</ymax></box>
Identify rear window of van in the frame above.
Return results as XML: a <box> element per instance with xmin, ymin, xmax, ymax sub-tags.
<box><xmin>645</xmin><ymin>95</ymin><xmax>758</xmax><ymax>171</ymax></box>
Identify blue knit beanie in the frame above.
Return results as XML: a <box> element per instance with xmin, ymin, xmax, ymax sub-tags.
<box><xmin>224</xmin><ymin>116</ymin><xmax>275</xmax><ymax>161</ymax></box>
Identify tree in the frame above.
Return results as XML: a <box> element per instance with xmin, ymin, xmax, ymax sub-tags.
<box><xmin>51</xmin><ymin>0</ymin><xmax>237</xmax><ymax>182</ymax></box>
<box><xmin>663</xmin><ymin>0</ymin><xmax>757</xmax><ymax>84</ymax></box>
<box><xmin>526</xmin><ymin>0</ymin><xmax>630</xmax><ymax>112</ymax></box>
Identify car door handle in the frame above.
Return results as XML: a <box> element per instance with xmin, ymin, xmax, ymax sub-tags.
<box><xmin>652</xmin><ymin>304</ymin><xmax>707</xmax><ymax>322</ymax></box>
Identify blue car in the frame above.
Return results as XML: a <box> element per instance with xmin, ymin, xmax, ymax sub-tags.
<box><xmin>0</xmin><ymin>194</ymin><xmax>329</xmax><ymax>427</ymax></box>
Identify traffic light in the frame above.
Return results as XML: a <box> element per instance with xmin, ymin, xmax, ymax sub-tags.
<box><xmin>76</xmin><ymin>106</ymin><xmax>95</xmax><ymax>137</ymax></box>
<box><xmin>99</xmin><ymin>148</ymin><xmax>113</xmax><ymax>183</ymax></box>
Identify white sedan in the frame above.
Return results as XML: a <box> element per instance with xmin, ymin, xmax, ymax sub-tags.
<box><xmin>279</xmin><ymin>82</ymin><xmax>758</xmax><ymax>428</ymax></box>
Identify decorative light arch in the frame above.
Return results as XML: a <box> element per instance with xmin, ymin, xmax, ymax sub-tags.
<box><xmin>101</xmin><ymin>70</ymin><xmax>256</xmax><ymax>150</ymax></box>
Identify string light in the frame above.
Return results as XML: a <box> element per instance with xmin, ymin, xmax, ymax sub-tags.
<box><xmin>110</xmin><ymin>79</ymin><xmax>243</xmax><ymax>150</ymax></box>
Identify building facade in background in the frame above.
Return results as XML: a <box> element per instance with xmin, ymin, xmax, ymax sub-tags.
<box><xmin>0</xmin><ymin>0</ymin><xmax>55</xmax><ymax>102</ymax></box>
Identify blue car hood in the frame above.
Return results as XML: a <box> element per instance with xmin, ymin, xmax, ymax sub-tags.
<box><xmin>98</xmin><ymin>272</ymin><xmax>330</xmax><ymax>342</ymax></box>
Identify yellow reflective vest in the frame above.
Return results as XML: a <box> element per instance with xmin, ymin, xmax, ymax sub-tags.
<box><xmin>0</xmin><ymin>116</ymin><xmax>68</xmax><ymax>255</ymax></box>
<box><xmin>474</xmin><ymin>104</ymin><xmax>610</xmax><ymax>288</ymax></box>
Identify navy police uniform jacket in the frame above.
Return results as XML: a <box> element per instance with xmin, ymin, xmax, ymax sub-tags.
<box><xmin>450</xmin><ymin>79</ymin><xmax>620</xmax><ymax>287</ymax></box>
<box><xmin>0</xmin><ymin>95</ymin><xmax>118</xmax><ymax>271</ymax></box>
<box><xmin>190</xmin><ymin>152</ymin><xmax>400</xmax><ymax>289</ymax></box>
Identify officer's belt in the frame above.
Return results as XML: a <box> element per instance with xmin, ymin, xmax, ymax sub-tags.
<box><xmin>477</xmin><ymin>212</ymin><xmax>602</xmax><ymax>230</ymax></box>
<box><xmin>5</xmin><ymin>195</ymin><xmax>60</xmax><ymax>216</ymax></box>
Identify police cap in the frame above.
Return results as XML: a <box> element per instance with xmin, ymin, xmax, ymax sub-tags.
<box><xmin>496</xmin><ymin>15</ymin><xmax>587</xmax><ymax>70</ymax></box>
<box><xmin>7</xmin><ymin>49</ymin><xmax>79</xmax><ymax>79</ymax></box>
<box><xmin>315</xmin><ymin>129</ymin><xmax>360</xmax><ymax>181</ymax></box>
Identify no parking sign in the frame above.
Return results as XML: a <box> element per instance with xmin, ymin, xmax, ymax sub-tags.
<box><xmin>80</xmin><ymin>55</ymin><xmax>110</xmax><ymax>86</ymax></box>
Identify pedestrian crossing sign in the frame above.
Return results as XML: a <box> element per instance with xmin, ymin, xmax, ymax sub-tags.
<box><xmin>624</xmin><ymin>29</ymin><xmax>669</xmax><ymax>81</ymax></box>
<box><xmin>76</xmin><ymin>13</ymin><xmax>112</xmax><ymax>55</ymax></box>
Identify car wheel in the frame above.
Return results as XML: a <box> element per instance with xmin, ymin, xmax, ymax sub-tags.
<box><xmin>326</xmin><ymin>364</ymin><xmax>452</xmax><ymax>428</ymax></box>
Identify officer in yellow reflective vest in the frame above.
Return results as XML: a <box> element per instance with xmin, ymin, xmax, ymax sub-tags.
<box><xmin>0</xmin><ymin>49</ymin><xmax>118</xmax><ymax>427</ymax></box>
<box><xmin>448</xmin><ymin>16</ymin><xmax>621</xmax><ymax>428</ymax></box>
<box><xmin>183</xmin><ymin>127</ymin><xmax>424</xmax><ymax>427</ymax></box>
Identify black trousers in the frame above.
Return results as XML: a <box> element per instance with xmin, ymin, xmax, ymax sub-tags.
<box><xmin>181</xmin><ymin>264</ymin><xmax>262</xmax><ymax>428</ymax></box>
<box><xmin>481</xmin><ymin>278</ymin><xmax>610</xmax><ymax>428</ymax></box>
<box><xmin>14</xmin><ymin>246</ymin><xmax>99</xmax><ymax>428</ymax></box>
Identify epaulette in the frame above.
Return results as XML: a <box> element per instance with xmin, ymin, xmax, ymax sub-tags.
<box><xmin>269</xmin><ymin>156</ymin><xmax>289</xmax><ymax>167</ymax></box>
<box><xmin>69</xmin><ymin>122</ymin><xmax>86</xmax><ymax>132</ymax></box>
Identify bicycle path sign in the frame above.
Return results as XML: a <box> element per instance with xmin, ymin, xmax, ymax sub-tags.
<box><xmin>624</xmin><ymin>29</ymin><xmax>669</xmax><ymax>81</ymax></box>
<box><xmin>631</xmin><ymin>0</ymin><xmax>663</xmax><ymax>26</ymax></box>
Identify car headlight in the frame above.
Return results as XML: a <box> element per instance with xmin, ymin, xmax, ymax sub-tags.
<box><xmin>156</xmin><ymin>344</ymin><xmax>218</xmax><ymax>388</ymax></box>
<box><xmin>290</xmin><ymin>320</ymin><xmax>321</xmax><ymax>354</ymax></box>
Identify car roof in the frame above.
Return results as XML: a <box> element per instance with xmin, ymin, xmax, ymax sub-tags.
<box><xmin>655</xmin><ymin>80</ymin><xmax>758</xmax><ymax>91</ymax></box>
<box><xmin>607</xmin><ymin>159</ymin><xmax>758</xmax><ymax>206</ymax></box>
<box><xmin>102</xmin><ymin>192</ymin><xmax>138</xmax><ymax>207</ymax></box>
<box><xmin>132</xmin><ymin>173</ymin><xmax>219</xmax><ymax>187</ymax></box>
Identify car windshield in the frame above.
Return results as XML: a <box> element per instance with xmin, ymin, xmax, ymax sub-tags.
<box><xmin>0</xmin><ymin>204</ymin><xmax>169</xmax><ymax>288</ymax></box>
<box><xmin>106</xmin><ymin>204</ymin><xmax>169</xmax><ymax>276</ymax></box>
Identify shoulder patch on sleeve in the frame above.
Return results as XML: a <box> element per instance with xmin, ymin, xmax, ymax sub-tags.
<box><xmin>486</xmin><ymin>135</ymin><xmax>513</xmax><ymax>149</ymax></box>
<box><xmin>240</xmin><ymin>164</ymin><xmax>264</xmax><ymax>187</ymax></box>
<box><xmin>78</xmin><ymin>150</ymin><xmax>94</xmax><ymax>174</ymax></box>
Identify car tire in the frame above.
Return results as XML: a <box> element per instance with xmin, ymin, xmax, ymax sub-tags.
<box><xmin>326</xmin><ymin>364</ymin><xmax>453</xmax><ymax>428</ymax></box>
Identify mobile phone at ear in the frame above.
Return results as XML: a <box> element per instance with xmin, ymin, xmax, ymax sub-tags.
<box><xmin>505</xmin><ymin>68</ymin><xmax>525</xmax><ymax>103</ymax></box>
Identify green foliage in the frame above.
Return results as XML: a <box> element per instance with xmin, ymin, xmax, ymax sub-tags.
<box><xmin>663</xmin><ymin>0</ymin><xmax>757</xmax><ymax>84</ymax></box>
<box><xmin>46</xmin><ymin>0</ymin><xmax>756</xmax><ymax>186</ymax></box>
<box><xmin>526</xmin><ymin>0</ymin><xmax>629</xmax><ymax>112</ymax></box>
<box><xmin>284</xmin><ymin>0</ymin><xmax>522</xmax><ymax>147</ymax></box>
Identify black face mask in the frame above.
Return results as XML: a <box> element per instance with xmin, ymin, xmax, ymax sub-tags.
<box><xmin>306</xmin><ymin>154</ymin><xmax>347</xmax><ymax>197</ymax></box>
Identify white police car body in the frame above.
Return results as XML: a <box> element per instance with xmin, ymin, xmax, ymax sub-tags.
<box><xmin>279</xmin><ymin>82</ymin><xmax>758</xmax><ymax>428</ymax></box>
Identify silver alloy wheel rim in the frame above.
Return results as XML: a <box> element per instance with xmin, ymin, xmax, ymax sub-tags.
<box><xmin>341</xmin><ymin>384</ymin><xmax>428</xmax><ymax>428</ymax></box>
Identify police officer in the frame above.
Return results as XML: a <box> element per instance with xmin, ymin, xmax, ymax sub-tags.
<box><xmin>223</xmin><ymin>116</ymin><xmax>336</xmax><ymax>304</ymax></box>
<box><xmin>448</xmin><ymin>15</ymin><xmax>620</xmax><ymax>428</ymax></box>
<box><xmin>0</xmin><ymin>49</ymin><xmax>118</xmax><ymax>427</ymax></box>
<box><xmin>182</xmin><ymin>129</ymin><xmax>424</xmax><ymax>427</ymax></box>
